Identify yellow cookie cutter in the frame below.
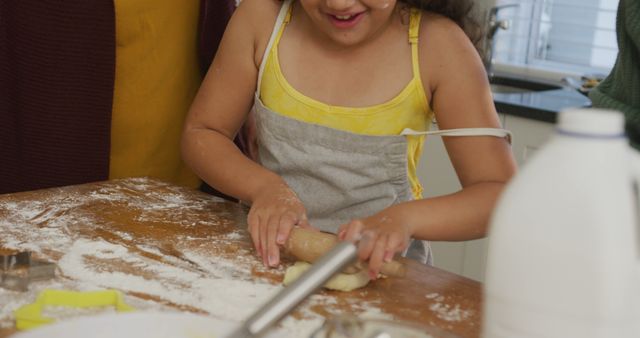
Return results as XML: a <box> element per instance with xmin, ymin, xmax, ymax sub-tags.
<box><xmin>14</xmin><ymin>289</ymin><xmax>135</xmax><ymax>330</ymax></box>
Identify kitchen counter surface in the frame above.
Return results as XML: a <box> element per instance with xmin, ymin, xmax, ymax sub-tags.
<box><xmin>0</xmin><ymin>178</ymin><xmax>482</xmax><ymax>338</ymax></box>
<box><xmin>493</xmin><ymin>87</ymin><xmax>592</xmax><ymax>124</ymax></box>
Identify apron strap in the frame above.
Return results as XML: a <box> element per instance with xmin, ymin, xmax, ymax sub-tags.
<box><xmin>401</xmin><ymin>127</ymin><xmax>513</xmax><ymax>144</ymax></box>
<box><xmin>256</xmin><ymin>0</ymin><xmax>293</xmax><ymax>95</ymax></box>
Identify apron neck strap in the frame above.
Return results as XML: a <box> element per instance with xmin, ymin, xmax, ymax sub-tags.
<box><xmin>401</xmin><ymin>127</ymin><xmax>513</xmax><ymax>144</ymax></box>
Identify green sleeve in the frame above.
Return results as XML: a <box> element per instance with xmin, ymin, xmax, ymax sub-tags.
<box><xmin>589</xmin><ymin>0</ymin><xmax>640</xmax><ymax>147</ymax></box>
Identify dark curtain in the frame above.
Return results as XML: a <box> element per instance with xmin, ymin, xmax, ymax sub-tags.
<box><xmin>198</xmin><ymin>0</ymin><xmax>236</xmax><ymax>75</ymax></box>
<box><xmin>0</xmin><ymin>0</ymin><xmax>115</xmax><ymax>194</ymax></box>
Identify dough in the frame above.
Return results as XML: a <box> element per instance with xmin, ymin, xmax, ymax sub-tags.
<box><xmin>282</xmin><ymin>261</ymin><xmax>370</xmax><ymax>292</ymax></box>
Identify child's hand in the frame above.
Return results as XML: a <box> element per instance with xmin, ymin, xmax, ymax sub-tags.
<box><xmin>338</xmin><ymin>212</ymin><xmax>412</xmax><ymax>280</ymax></box>
<box><xmin>247</xmin><ymin>182</ymin><xmax>311</xmax><ymax>267</ymax></box>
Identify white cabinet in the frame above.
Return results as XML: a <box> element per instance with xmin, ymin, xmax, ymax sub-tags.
<box><xmin>503</xmin><ymin>114</ymin><xmax>556</xmax><ymax>166</ymax></box>
<box><xmin>418</xmin><ymin>113</ymin><xmax>555</xmax><ymax>281</ymax></box>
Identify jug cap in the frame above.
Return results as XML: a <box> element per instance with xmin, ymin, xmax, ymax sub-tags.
<box><xmin>558</xmin><ymin>108</ymin><xmax>624</xmax><ymax>137</ymax></box>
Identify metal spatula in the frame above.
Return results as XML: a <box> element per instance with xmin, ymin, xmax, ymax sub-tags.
<box><xmin>227</xmin><ymin>241</ymin><xmax>358</xmax><ymax>338</ymax></box>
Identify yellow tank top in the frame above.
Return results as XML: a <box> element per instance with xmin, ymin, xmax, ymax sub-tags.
<box><xmin>259</xmin><ymin>7</ymin><xmax>433</xmax><ymax>199</ymax></box>
<box><xmin>109</xmin><ymin>0</ymin><xmax>201</xmax><ymax>188</ymax></box>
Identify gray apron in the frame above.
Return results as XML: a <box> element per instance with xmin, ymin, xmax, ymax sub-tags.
<box><xmin>251</xmin><ymin>0</ymin><xmax>511</xmax><ymax>265</ymax></box>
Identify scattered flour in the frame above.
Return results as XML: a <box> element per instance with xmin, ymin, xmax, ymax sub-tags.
<box><xmin>41</xmin><ymin>306</ymin><xmax>118</xmax><ymax>321</ymax></box>
<box><xmin>425</xmin><ymin>293</ymin><xmax>444</xmax><ymax>302</ymax></box>
<box><xmin>223</xmin><ymin>230</ymin><xmax>243</xmax><ymax>241</ymax></box>
<box><xmin>425</xmin><ymin>293</ymin><xmax>473</xmax><ymax>322</ymax></box>
<box><xmin>0</xmin><ymin>178</ymin><xmax>388</xmax><ymax>336</ymax></box>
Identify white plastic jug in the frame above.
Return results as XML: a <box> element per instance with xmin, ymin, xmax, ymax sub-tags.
<box><xmin>483</xmin><ymin>108</ymin><xmax>639</xmax><ymax>338</ymax></box>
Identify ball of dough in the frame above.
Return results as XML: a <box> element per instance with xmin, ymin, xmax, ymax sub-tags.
<box><xmin>282</xmin><ymin>261</ymin><xmax>370</xmax><ymax>292</ymax></box>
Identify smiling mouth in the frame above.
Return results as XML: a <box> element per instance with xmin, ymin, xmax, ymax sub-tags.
<box><xmin>328</xmin><ymin>12</ymin><xmax>363</xmax><ymax>27</ymax></box>
<box><xmin>335</xmin><ymin>14</ymin><xmax>355</xmax><ymax>20</ymax></box>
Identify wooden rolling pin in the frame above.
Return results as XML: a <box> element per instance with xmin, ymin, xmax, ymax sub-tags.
<box><xmin>284</xmin><ymin>227</ymin><xmax>406</xmax><ymax>277</ymax></box>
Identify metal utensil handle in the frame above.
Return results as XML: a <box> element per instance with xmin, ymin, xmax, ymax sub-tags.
<box><xmin>233</xmin><ymin>241</ymin><xmax>358</xmax><ymax>338</ymax></box>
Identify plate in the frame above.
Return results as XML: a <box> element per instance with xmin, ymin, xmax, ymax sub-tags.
<box><xmin>12</xmin><ymin>311</ymin><xmax>238</xmax><ymax>338</ymax></box>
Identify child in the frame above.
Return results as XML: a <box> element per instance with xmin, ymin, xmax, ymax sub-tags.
<box><xmin>182</xmin><ymin>0</ymin><xmax>517</xmax><ymax>279</ymax></box>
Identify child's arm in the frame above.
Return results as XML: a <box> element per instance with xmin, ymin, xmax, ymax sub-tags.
<box><xmin>339</xmin><ymin>13</ymin><xmax>517</xmax><ymax>279</ymax></box>
<box><xmin>181</xmin><ymin>0</ymin><xmax>309</xmax><ymax>268</ymax></box>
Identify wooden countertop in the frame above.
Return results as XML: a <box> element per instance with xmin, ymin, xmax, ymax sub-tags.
<box><xmin>0</xmin><ymin>178</ymin><xmax>482</xmax><ymax>338</ymax></box>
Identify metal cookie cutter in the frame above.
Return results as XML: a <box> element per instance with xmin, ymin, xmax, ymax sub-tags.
<box><xmin>1</xmin><ymin>251</ymin><xmax>57</xmax><ymax>291</ymax></box>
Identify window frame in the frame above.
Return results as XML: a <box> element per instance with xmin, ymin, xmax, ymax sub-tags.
<box><xmin>493</xmin><ymin>0</ymin><xmax>618</xmax><ymax>78</ymax></box>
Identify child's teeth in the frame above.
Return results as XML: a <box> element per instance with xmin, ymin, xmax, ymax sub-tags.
<box><xmin>336</xmin><ymin>15</ymin><xmax>352</xmax><ymax>20</ymax></box>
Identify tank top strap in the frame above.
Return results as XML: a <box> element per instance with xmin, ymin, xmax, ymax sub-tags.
<box><xmin>257</xmin><ymin>0</ymin><xmax>293</xmax><ymax>95</ymax></box>
<box><xmin>408</xmin><ymin>8</ymin><xmax>421</xmax><ymax>45</ymax></box>
<box><xmin>283</xmin><ymin>1</ymin><xmax>293</xmax><ymax>24</ymax></box>
<box><xmin>408</xmin><ymin>8</ymin><xmax>422</xmax><ymax>86</ymax></box>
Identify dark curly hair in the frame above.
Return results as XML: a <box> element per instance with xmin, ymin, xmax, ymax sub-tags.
<box><xmin>400</xmin><ymin>0</ymin><xmax>483</xmax><ymax>51</ymax></box>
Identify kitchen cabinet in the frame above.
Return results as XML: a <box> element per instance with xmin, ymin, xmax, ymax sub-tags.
<box><xmin>503</xmin><ymin>114</ymin><xmax>556</xmax><ymax>165</ymax></box>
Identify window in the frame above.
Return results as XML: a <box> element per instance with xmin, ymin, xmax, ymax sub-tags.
<box><xmin>493</xmin><ymin>0</ymin><xmax>618</xmax><ymax>75</ymax></box>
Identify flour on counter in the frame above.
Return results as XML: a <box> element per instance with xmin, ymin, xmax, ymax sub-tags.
<box><xmin>41</xmin><ymin>306</ymin><xmax>118</xmax><ymax>321</ymax></box>
<box><xmin>0</xmin><ymin>178</ymin><xmax>227</xmax><ymax>259</ymax></box>
<box><xmin>0</xmin><ymin>178</ymin><xmax>388</xmax><ymax>336</ymax></box>
<box><xmin>54</xmin><ymin>238</ymin><xmax>383</xmax><ymax>336</ymax></box>
<box><xmin>429</xmin><ymin>303</ymin><xmax>472</xmax><ymax>322</ymax></box>
<box><xmin>223</xmin><ymin>230</ymin><xmax>243</xmax><ymax>241</ymax></box>
<box><xmin>57</xmin><ymin>239</ymin><xmax>281</xmax><ymax>321</ymax></box>
<box><xmin>425</xmin><ymin>292</ymin><xmax>441</xmax><ymax>300</ymax></box>
<box><xmin>425</xmin><ymin>293</ymin><xmax>473</xmax><ymax>322</ymax></box>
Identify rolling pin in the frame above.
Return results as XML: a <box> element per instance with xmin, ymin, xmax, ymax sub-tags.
<box><xmin>284</xmin><ymin>227</ymin><xmax>406</xmax><ymax>277</ymax></box>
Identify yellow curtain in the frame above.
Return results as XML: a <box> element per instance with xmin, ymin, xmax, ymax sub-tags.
<box><xmin>110</xmin><ymin>0</ymin><xmax>202</xmax><ymax>188</ymax></box>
